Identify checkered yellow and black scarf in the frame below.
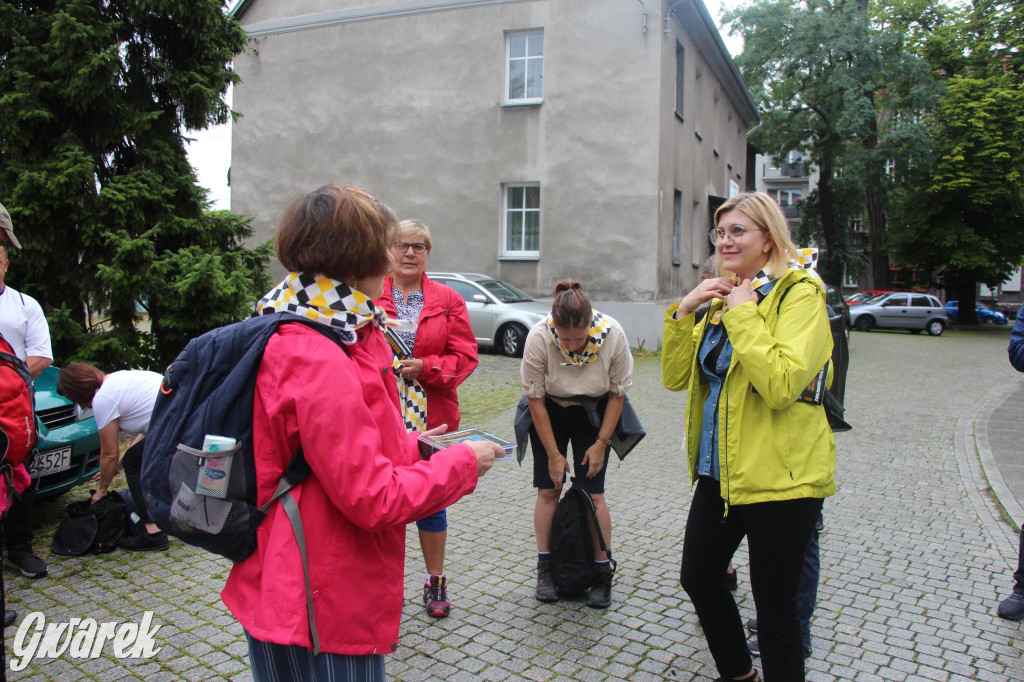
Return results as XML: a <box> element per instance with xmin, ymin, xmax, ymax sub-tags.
<box><xmin>544</xmin><ymin>310</ymin><xmax>613</xmax><ymax>367</ymax></box>
<box><xmin>709</xmin><ymin>248</ymin><xmax>823</xmax><ymax>325</ymax></box>
<box><xmin>256</xmin><ymin>273</ymin><xmax>428</xmax><ymax>431</ymax></box>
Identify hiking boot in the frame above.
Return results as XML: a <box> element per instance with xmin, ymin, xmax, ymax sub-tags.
<box><xmin>536</xmin><ymin>560</ymin><xmax>558</xmax><ymax>602</ymax></box>
<box><xmin>724</xmin><ymin>568</ymin><xmax>738</xmax><ymax>591</ymax></box>
<box><xmin>746</xmin><ymin>618</ymin><xmax>758</xmax><ymax>633</ymax></box>
<box><xmin>120</xmin><ymin>531</ymin><xmax>170</xmax><ymax>552</ymax></box>
<box><xmin>6</xmin><ymin>546</ymin><xmax>46</xmax><ymax>579</ymax></box>
<box><xmin>997</xmin><ymin>588</ymin><xmax>1024</xmax><ymax>621</ymax></box>
<box><xmin>588</xmin><ymin>562</ymin><xmax>614</xmax><ymax>609</ymax></box>
<box><xmin>4</xmin><ymin>610</ymin><xmax>16</xmax><ymax>628</ymax></box>
<box><xmin>423</xmin><ymin>575</ymin><xmax>450</xmax><ymax>618</ymax></box>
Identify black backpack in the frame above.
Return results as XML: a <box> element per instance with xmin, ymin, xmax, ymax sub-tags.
<box><xmin>550</xmin><ymin>478</ymin><xmax>615</xmax><ymax>595</ymax></box>
<box><xmin>776</xmin><ymin>282</ymin><xmax>851</xmax><ymax>432</ymax></box>
<box><xmin>52</xmin><ymin>492</ymin><xmax>127</xmax><ymax>555</ymax></box>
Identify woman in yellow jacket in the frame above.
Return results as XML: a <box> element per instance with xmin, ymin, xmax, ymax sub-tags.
<box><xmin>661</xmin><ymin>192</ymin><xmax>836</xmax><ymax>682</ymax></box>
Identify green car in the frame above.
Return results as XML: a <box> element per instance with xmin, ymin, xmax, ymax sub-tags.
<box><xmin>30</xmin><ymin>365</ymin><xmax>101</xmax><ymax>499</ymax></box>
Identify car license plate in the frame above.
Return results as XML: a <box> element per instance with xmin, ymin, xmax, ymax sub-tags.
<box><xmin>30</xmin><ymin>446</ymin><xmax>72</xmax><ymax>478</ymax></box>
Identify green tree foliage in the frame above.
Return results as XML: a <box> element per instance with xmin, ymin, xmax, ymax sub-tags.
<box><xmin>723</xmin><ymin>0</ymin><xmax>937</xmax><ymax>287</ymax></box>
<box><xmin>0</xmin><ymin>1</ymin><xmax>271</xmax><ymax>370</ymax></box>
<box><xmin>888</xmin><ymin>0</ymin><xmax>1024</xmax><ymax>323</ymax></box>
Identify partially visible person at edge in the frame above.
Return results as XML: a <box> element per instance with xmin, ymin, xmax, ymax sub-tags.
<box><xmin>0</xmin><ymin>205</ymin><xmax>51</xmax><ymax>590</ymax></box>
<box><xmin>661</xmin><ymin>191</ymin><xmax>836</xmax><ymax>682</ymax></box>
<box><xmin>522</xmin><ymin>280</ymin><xmax>633</xmax><ymax>609</ymax></box>
<box><xmin>372</xmin><ymin>219</ymin><xmax>479</xmax><ymax>619</ymax></box>
<box><xmin>56</xmin><ymin>364</ymin><xmax>168</xmax><ymax>551</ymax></box>
<box><xmin>220</xmin><ymin>185</ymin><xmax>500</xmax><ymax>682</ymax></box>
<box><xmin>998</xmin><ymin>301</ymin><xmax>1024</xmax><ymax>621</ymax></box>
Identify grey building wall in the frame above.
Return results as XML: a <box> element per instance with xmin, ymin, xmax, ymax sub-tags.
<box><xmin>231</xmin><ymin>0</ymin><xmax>757</xmax><ymax>346</ymax></box>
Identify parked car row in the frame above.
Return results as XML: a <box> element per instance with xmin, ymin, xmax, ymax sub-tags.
<box><xmin>848</xmin><ymin>291</ymin><xmax>948</xmax><ymax>336</ymax></box>
<box><xmin>844</xmin><ymin>288</ymin><xmax>1017</xmax><ymax>335</ymax></box>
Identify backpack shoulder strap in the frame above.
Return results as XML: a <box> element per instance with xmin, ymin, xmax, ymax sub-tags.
<box><xmin>271</xmin><ymin>313</ymin><xmax>352</xmax><ymax>357</ymax></box>
<box><xmin>569</xmin><ymin>479</ymin><xmax>617</xmax><ymax>573</ymax></box>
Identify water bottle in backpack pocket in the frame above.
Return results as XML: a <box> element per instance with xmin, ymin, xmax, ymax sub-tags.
<box><xmin>167</xmin><ymin>437</ymin><xmax>243</xmax><ymax>536</ymax></box>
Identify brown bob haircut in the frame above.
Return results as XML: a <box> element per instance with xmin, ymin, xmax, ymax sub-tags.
<box><xmin>56</xmin><ymin>363</ymin><xmax>105</xmax><ymax>408</ymax></box>
<box><xmin>551</xmin><ymin>280</ymin><xmax>592</xmax><ymax>329</ymax></box>
<box><xmin>275</xmin><ymin>185</ymin><xmax>396</xmax><ymax>282</ymax></box>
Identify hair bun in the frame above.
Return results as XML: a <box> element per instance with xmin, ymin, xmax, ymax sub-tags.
<box><xmin>554</xmin><ymin>279</ymin><xmax>582</xmax><ymax>295</ymax></box>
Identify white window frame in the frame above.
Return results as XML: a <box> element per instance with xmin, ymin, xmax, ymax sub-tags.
<box><xmin>771</xmin><ymin>188</ymin><xmax>803</xmax><ymax>207</ymax></box>
<box><xmin>500</xmin><ymin>183</ymin><xmax>540</xmax><ymax>259</ymax></box>
<box><xmin>504</xmin><ymin>30</ymin><xmax>544</xmax><ymax>105</ymax></box>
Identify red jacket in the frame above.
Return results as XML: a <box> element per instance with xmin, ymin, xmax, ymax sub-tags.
<box><xmin>221</xmin><ymin>323</ymin><xmax>479</xmax><ymax>654</ymax></box>
<box><xmin>375</xmin><ymin>274</ymin><xmax>479</xmax><ymax>430</ymax></box>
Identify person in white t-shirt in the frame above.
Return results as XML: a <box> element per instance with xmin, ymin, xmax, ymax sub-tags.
<box><xmin>0</xmin><ymin>244</ymin><xmax>52</xmax><ymax>380</ymax></box>
<box><xmin>57</xmin><ymin>363</ymin><xmax>169</xmax><ymax>551</ymax></box>
<box><xmin>0</xmin><ymin>220</ymin><xmax>53</xmax><ymax>585</ymax></box>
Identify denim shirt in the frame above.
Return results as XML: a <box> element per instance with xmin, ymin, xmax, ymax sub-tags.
<box><xmin>696</xmin><ymin>279</ymin><xmax>778</xmax><ymax>480</ymax></box>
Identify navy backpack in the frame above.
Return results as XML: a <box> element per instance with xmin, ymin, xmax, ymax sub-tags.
<box><xmin>141</xmin><ymin>312</ymin><xmax>347</xmax><ymax>654</ymax></box>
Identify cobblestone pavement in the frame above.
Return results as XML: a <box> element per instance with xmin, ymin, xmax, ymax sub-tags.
<box><xmin>4</xmin><ymin>327</ymin><xmax>1023</xmax><ymax>680</ymax></box>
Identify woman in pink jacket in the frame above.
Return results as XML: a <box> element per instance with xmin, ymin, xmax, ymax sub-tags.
<box><xmin>374</xmin><ymin>219</ymin><xmax>479</xmax><ymax>619</ymax></box>
<box><xmin>221</xmin><ymin>185</ymin><xmax>499</xmax><ymax>681</ymax></box>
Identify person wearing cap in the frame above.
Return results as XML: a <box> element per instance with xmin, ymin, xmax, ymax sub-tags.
<box><xmin>0</xmin><ymin>202</ymin><xmax>51</xmax><ymax>585</ymax></box>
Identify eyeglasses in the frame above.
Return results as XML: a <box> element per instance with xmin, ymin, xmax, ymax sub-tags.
<box><xmin>391</xmin><ymin>242</ymin><xmax>428</xmax><ymax>254</ymax></box>
<box><xmin>709</xmin><ymin>225</ymin><xmax>766</xmax><ymax>246</ymax></box>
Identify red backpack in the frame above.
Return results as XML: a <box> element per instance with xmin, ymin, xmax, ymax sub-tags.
<box><xmin>0</xmin><ymin>331</ymin><xmax>36</xmax><ymax>467</ymax></box>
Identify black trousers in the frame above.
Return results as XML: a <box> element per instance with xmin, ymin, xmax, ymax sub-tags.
<box><xmin>4</xmin><ymin>483</ymin><xmax>35</xmax><ymax>553</ymax></box>
<box><xmin>1015</xmin><ymin>525</ymin><xmax>1024</xmax><ymax>592</ymax></box>
<box><xmin>121</xmin><ymin>439</ymin><xmax>153</xmax><ymax>525</ymax></box>
<box><xmin>681</xmin><ymin>477</ymin><xmax>822</xmax><ymax>681</ymax></box>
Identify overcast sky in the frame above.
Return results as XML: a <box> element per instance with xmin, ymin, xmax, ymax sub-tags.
<box><xmin>184</xmin><ymin>0</ymin><xmax>742</xmax><ymax>211</ymax></box>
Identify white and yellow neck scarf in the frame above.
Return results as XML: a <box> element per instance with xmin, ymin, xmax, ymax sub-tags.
<box><xmin>708</xmin><ymin>248</ymin><xmax>822</xmax><ymax>325</ymax></box>
<box><xmin>545</xmin><ymin>310</ymin><xmax>613</xmax><ymax>367</ymax></box>
<box><xmin>257</xmin><ymin>273</ymin><xmax>428</xmax><ymax>431</ymax></box>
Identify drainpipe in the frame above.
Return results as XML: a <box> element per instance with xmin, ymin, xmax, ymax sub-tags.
<box><xmin>746</xmin><ymin>120</ymin><xmax>762</xmax><ymax>138</ymax></box>
<box><xmin>635</xmin><ymin>0</ymin><xmax>648</xmax><ymax>34</ymax></box>
<box><xmin>664</xmin><ymin>0</ymin><xmax>692</xmax><ymax>39</ymax></box>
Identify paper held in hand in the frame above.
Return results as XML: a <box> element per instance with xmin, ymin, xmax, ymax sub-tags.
<box><xmin>418</xmin><ymin>428</ymin><xmax>516</xmax><ymax>461</ymax></box>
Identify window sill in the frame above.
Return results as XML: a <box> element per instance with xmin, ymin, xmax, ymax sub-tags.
<box><xmin>675</xmin><ymin>111</ymin><xmax>684</xmax><ymax>123</ymax></box>
<box><xmin>502</xmin><ymin>100</ymin><xmax>543</xmax><ymax>108</ymax></box>
<box><xmin>694</xmin><ymin>131</ymin><xmax>703</xmax><ymax>141</ymax></box>
<box><xmin>498</xmin><ymin>254</ymin><xmax>540</xmax><ymax>261</ymax></box>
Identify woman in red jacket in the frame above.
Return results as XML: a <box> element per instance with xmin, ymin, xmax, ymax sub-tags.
<box><xmin>221</xmin><ymin>186</ymin><xmax>499</xmax><ymax>682</ymax></box>
<box><xmin>374</xmin><ymin>219</ymin><xmax>479</xmax><ymax>618</ymax></box>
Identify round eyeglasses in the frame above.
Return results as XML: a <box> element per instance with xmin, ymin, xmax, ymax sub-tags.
<box><xmin>709</xmin><ymin>225</ymin><xmax>766</xmax><ymax>247</ymax></box>
<box><xmin>391</xmin><ymin>242</ymin><xmax>428</xmax><ymax>254</ymax></box>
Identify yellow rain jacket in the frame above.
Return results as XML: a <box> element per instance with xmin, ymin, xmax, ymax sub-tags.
<box><xmin>661</xmin><ymin>269</ymin><xmax>836</xmax><ymax>507</ymax></box>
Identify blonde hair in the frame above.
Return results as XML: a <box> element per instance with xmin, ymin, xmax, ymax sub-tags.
<box><xmin>713</xmin><ymin>192</ymin><xmax>797</xmax><ymax>278</ymax></box>
<box><xmin>397</xmin><ymin>219</ymin><xmax>432</xmax><ymax>254</ymax></box>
